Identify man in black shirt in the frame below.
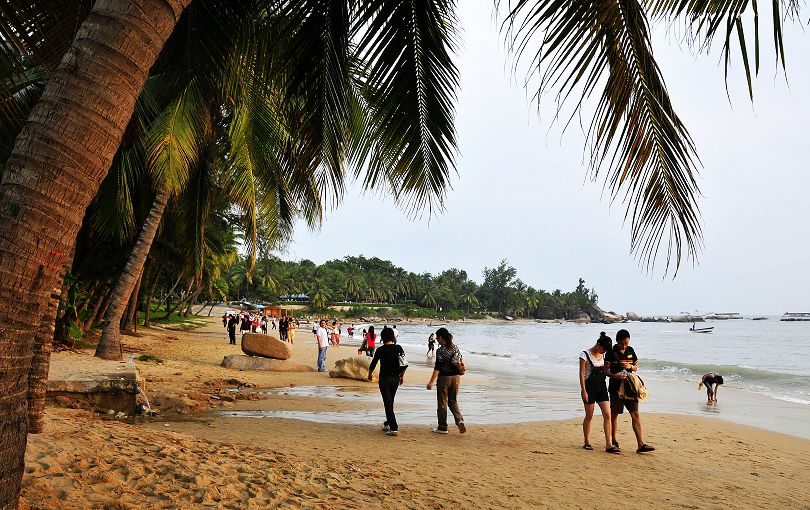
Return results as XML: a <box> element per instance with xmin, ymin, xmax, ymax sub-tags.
<box><xmin>605</xmin><ymin>329</ymin><xmax>654</xmax><ymax>453</ymax></box>
<box><xmin>368</xmin><ymin>327</ymin><xmax>407</xmax><ymax>436</ymax></box>
<box><xmin>227</xmin><ymin>315</ymin><xmax>238</xmax><ymax>345</ymax></box>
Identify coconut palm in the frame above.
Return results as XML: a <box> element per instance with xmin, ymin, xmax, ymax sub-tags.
<box><xmin>1</xmin><ymin>0</ymin><xmax>801</xmax><ymax>505</ymax></box>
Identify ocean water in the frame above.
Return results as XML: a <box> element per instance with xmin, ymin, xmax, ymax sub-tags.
<box><xmin>387</xmin><ymin>319</ymin><xmax>810</xmax><ymax>406</ymax></box>
<box><xmin>220</xmin><ymin>319</ymin><xmax>810</xmax><ymax>438</ymax></box>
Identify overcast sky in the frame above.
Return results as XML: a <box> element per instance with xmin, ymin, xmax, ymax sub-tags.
<box><xmin>287</xmin><ymin>4</ymin><xmax>810</xmax><ymax>316</ymax></box>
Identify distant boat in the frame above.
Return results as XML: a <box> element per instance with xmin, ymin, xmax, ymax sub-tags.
<box><xmin>689</xmin><ymin>324</ymin><xmax>714</xmax><ymax>333</ymax></box>
<box><xmin>504</xmin><ymin>316</ymin><xmax>515</xmax><ymax>321</ymax></box>
<box><xmin>781</xmin><ymin>313</ymin><xmax>810</xmax><ymax>322</ymax></box>
<box><xmin>752</xmin><ymin>317</ymin><xmax>768</xmax><ymax>321</ymax></box>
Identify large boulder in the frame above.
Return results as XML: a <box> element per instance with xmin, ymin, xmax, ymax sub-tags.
<box><xmin>329</xmin><ymin>356</ymin><xmax>376</xmax><ymax>382</ymax></box>
<box><xmin>241</xmin><ymin>332</ymin><xmax>292</xmax><ymax>360</ymax></box>
<box><xmin>221</xmin><ymin>355</ymin><xmax>314</xmax><ymax>372</ymax></box>
<box><xmin>626</xmin><ymin>311</ymin><xmax>640</xmax><ymax>321</ymax></box>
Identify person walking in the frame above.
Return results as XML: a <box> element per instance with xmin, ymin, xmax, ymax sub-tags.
<box><xmin>368</xmin><ymin>327</ymin><xmax>407</xmax><ymax>436</ymax></box>
<box><xmin>315</xmin><ymin>319</ymin><xmax>329</xmax><ymax>372</ymax></box>
<box><xmin>606</xmin><ymin>329</ymin><xmax>654</xmax><ymax>453</ymax></box>
<box><xmin>279</xmin><ymin>315</ymin><xmax>288</xmax><ymax>341</ymax></box>
<box><xmin>426</xmin><ymin>328</ymin><xmax>465</xmax><ymax>434</ymax></box>
<box><xmin>366</xmin><ymin>326</ymin><xmax>376</xmax><ymax>357</ymax></box>
<box><xmin>426</xmin><ymin>333</ymin><xmax>435</xmax><ymax>357</ymax></box>
<box><xmin>579</xmin><ymin>332</ymin><xmax>619</xmax><ymax>453</ymax></box>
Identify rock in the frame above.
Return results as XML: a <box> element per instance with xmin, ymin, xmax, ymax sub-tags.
<box><xmin>241</xmin><ymin>333</ymin><xmax>292</xmax><ymax>360</ymax></box>
<box><xmin>107</xmin><ymin>409</ymin><xmax>115</xmax><ymax>415</ymax></box>
<box><xmin>572</xmin><ymin>311</ymin><xmax>591</xmax><ymax>324</ymax></box>
<box><xmin>221</xmin><ymin>354</ymin><xmax>314</xmax><ymax>372</ymax></box>
<box><xmin>329</xmin><ymin>356</ymin><xmax>376</xmax><ymax>382</ymax></box>
<box><xmin>626</xmin><ymin>311</ymin><xmax>640</xmax><ymax>321</ymax></box>
<box><xmin>115</xmin><ymin>411</ymin><xmax>126</xmax><ymax>419</ymax></box>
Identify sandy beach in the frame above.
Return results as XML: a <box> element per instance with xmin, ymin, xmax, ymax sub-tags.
<box><xmin>20</xmin><ymin>319</ymin><xmax>810</xmax><ymax>509</ymax></box>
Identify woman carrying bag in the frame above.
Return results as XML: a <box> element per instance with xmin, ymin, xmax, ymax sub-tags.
<box><xmin>368</xmin><ymin>327</ymin><xmax>407</xmax><ymax>436</ymax></box>
<box><xmin>426</xmin><ymin>328</ymin><xmax>466</xmax><ymax>434</ymax></box>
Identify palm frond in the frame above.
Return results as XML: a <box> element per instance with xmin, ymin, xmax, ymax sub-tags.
<box><xmin>354</xmin><ymin>0</ymin><xmax>460</xmax><ymax>215</ymax></box>
<box><xmin>145</xmin><ymin>78</ymin><xmax>210</xmax><ymax>194</ymax></box>
<box><xmin>502</xmin><ymin>0</ymin><xmax>702</xmax><ymax>274</ymax></box>
<box><xmin>646</xmin><ymin>0</ymin><xmax>803</xmax><ymax>99</ymax></box>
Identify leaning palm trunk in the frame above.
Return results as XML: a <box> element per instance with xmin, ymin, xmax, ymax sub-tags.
<box><xmin>96</xmin><ymin>188</ymin><xmax>170</xmax><ymax>360</ymax></box>
<box><xmin>0</xmin><ymin>1</ymin><xmax>191</xmax><ymax>506</ymax></box>
<box><xmin>27</xmin><ymin>248</ymin><xmax>76</xmax><ymax>434</ymax></box>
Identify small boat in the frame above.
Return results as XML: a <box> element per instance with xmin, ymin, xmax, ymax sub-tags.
<box><xmin>504</xmin><ymin>316</ymin><xmax>515</xmax><ymax>321</ymax></box>
<box><xmin>752</xmin><ymin>317</ymin><xmax>768</xmax><ymax>321</ymax></box>
<box><xmin>689</xmin><ymin>324</ymin><xmax>714</xmax><ymax>333</ymax></box>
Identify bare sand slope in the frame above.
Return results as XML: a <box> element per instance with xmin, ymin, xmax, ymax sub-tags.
<box><xmin>19</xmin><ymin>318</ymin><xmax>810</xmax><ymax>509</ymax></box>
<box><xmin>21</xmin><ymin>408</ymin><xmax>810</xmax><ymax>509</ymax></box>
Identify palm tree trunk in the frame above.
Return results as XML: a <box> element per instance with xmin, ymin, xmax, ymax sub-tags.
<box><xmin>88</xmin><ymin>286</ymin><xmax>113</xmax><ymax>331</ymax></box>
<box><xmin>0</xmin><ymin>1</ymin><xmax>192</xmax><ymax>505</ymax></box>
<box><xmin>27</xmin><ymin>247</ymin><xmax>76</xmax><ymax>434</ymax></box>
<box><xmin>96</xmin><ymin>188</ymin><xmax>170</xmax><ymax>360</ymax></box>
<box><xmin>125</xmin><ymin>269</ymin><xmax>144</xmax><ymax>332</ymax></box>
<box><xmin>159</xmin><ymin>273</ymin><xmax>184</xmax><ymax>306</ymax></box>
<box><xmin>142</xmin><ymin>270</ymin><xmax>160</xmax><ymax>328</ymax></box>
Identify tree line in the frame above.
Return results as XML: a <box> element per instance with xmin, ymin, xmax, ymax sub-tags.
<box><xmin>226</xmin><ymin>255</ymin><xmax>599</xmax><ymax>320</ymax></box>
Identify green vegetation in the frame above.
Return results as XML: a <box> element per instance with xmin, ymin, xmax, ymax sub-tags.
<box><xmin>136</xmin><ymin>354</ymin><xmax>164</xmax><ymax>364</ymax></box>
<box><xmin>230</xmin><ymin>255</ymin><xmax>598</xmax><ymax>320</ymax></box>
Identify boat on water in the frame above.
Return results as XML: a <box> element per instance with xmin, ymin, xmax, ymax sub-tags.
<box><xmin>781</xmin><ymin>313</ymin><xmax>810</xmax><ymax>322</ymax></box>
<box><xmin>689</xmin><ymin>324</ymin><xmax>714</xmax><ymax>333</ymax></box>
<box><xmin>752</xmin><ymin>317</ymin><xmax>768</xmax><ymax>321</ymax></box>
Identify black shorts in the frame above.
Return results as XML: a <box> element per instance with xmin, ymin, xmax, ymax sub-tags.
<box><xmin>585</xmin><ymin>381</ymin><xmax>609</xmax><ymax>404</ymax></box>
<box><xmin>610</xmin><ymin>393</ymin><xmax>639</xmax><ymax>414</ymax></box>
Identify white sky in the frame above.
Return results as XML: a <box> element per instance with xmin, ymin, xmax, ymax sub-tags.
<box><xmin>288</xmin><ymin>4</ymin><xmax>810</xmax><ymax>316</ymax></box>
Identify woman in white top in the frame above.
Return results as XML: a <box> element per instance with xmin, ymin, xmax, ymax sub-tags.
<box><xmin>579</xmin><ymin>332</ymin><xmax>620</xmax><ymax>453</ymax></box>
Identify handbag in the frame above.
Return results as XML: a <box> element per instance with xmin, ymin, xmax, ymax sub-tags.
<box><xmin>452</xmin><ymin>351</ymin><xmax>467</xmax><ymax>376</ymax></box>
<box><xmin>398</xmin><ymin>351</ymin><xmax>409</xmax><ymax>371</ymax></box>
<box><xmin>618</xmin><ymin>373</ymin><xmax>648</xmax><ymax>401</ymax></box>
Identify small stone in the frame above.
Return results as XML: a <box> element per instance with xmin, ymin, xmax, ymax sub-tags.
<box><xmin>107</xmin><ymin>409</ymin><xmax>115</xmax><ymax>415</ymax></box>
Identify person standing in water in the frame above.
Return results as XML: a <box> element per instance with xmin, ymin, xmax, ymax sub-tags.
<box><xmin>368</xmin><ymin>327</ymin><xmax>407</xmax><ymax>436</ymax></box>
<box><xmin>605</xmin><ymin>329</ymin><xmax>654</xmax><ymax>453</ymax></box>
<box><xmin>579</xmin><ymin>332</ymin><xmax>620</xmax><ymax>453</ymax></box>
<box><xmin>426</xmin><ymin>333</ymin><xmax>436</xmax><ymax>357</ymax></box>
<box><xmin>426</xmin><ymin>328</ymin><xmax>465</xmax><ymax>434</ymax></box>
<box><xmin>699</xmin><ymin>373</ymin><xmax>724</xmax><ymax>404</ymax></box>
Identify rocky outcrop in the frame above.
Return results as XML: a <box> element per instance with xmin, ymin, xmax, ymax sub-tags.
<box><xmin>626</xmin><ymin>311</ymin><xmax>640</xmax><ymax>321</ymax></box>
<box><xmin>572</xmin><ymin>311</ymin><xmax>591</xmax><ymax>324</ymax></box>
<box><xmin>241</xmin><ymin>333</ymin><xmax>292</xmax><ymax>360</ymax></box>
<box><xmin>329</xmin><ymin>356</ymin><xmax>376</xmax><ymax>382</ymax></box>
<box><xmin>221</xmin><ymin>355</ymin><xmax>314</xmax><ymax>372</ymax></box>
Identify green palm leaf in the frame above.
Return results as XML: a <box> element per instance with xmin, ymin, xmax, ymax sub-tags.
<box><xmin>354</xmin><ymin>0</ymin><xmax>460</xmax><ymax>215</ymax></box>
<box><xmin>502</xmin><ymin>0</ymin><xmax>702</xmax><ymax>274</ymax></box>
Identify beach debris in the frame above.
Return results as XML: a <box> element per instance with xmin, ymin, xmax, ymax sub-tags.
<box><xmin>106</xmin><ymin>409</ymin><xmax>115</xmax><ymax>415</ymax></box>
<box><xmin>114</xmin><ymin>411</ymin><xmax>126</xmax><ymax>419</ymax></box>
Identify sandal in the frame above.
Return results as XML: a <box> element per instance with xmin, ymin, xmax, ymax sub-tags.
<box><xmin>636</xmin><ymin>444</ymin><xmax>655</xmax><ymax>453</ymax></box>
<box><xmin>605</xmin><ymin>446</ymin><xmax>621</xmax><ymax>454</ymax></box>
<box><xmin>612</xmin><ymin>440</ymin><xmax>619</xmax><ymax>448</ymax></box>
<box><xmin>582</xmin><ymin>444</ymin><xmax>593</xmax><ymax>450</ymax></box>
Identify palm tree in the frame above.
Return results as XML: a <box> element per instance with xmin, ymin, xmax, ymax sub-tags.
<box><xmin>310</xmin><ymin>285</ymin><xmax>331</xmax><ymax>310</ymax></box>
<box><xmin>421</xmin><ymin>287</ymin><xmax>438</xmax><ymax>311</ymax></box>
<box><xmin>344</xmin><ymin>267</ymin><xmax>363</xmax><ymax>301</ymax></box>
<box><xmin>460</xmin><ymin>289</ymin><xmax>480</xmax><ymax>314</ymax></box>
<box><xmin>0</xmin><ymin>0</ymin><xmax>799</xmax><ymax>504</ymax></box>
<box><xmin>526</xmin><ymin>292</ymin><xmax>540</xmax><ymax>319</ymax></box>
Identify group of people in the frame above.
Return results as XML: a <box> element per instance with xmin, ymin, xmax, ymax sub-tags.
<box><xmin>222</xmin><ymin>311</ymin><xmax>299</xmax><ymax>345</ymax></box>
<box><xmin>364</xmin><ymin>326</ymin><xmax>465</xmax><ymax>436</ymax></box>
<box><xmin>579</xmin><ymin>328</ymin><xmax>726</xmax><ymax>454</ymax></box>
<box><xmin>578</xmin><ymin>329</ymin><xmax>655</xmax><ymax>454</ymax></box>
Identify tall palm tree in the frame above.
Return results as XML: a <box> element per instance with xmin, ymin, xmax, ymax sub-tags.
<box><xmin>0</xmin><ymin>0</ymin><xmax>800</xmax><ymax>505</ymax></box>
